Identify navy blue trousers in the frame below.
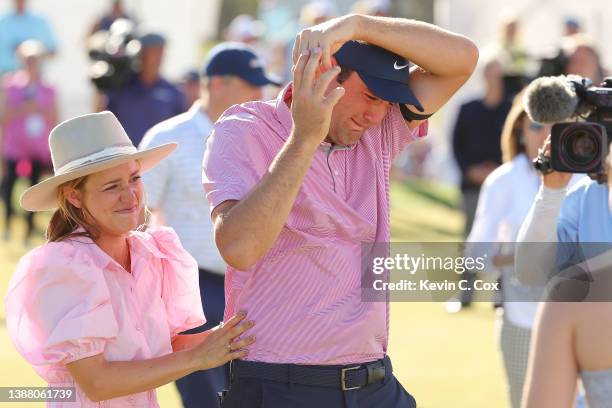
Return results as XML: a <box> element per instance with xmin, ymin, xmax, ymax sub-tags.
<box><xmin>175</xmin><ymin>269</ymin><xmax>228</xmax><ymax>408</ymax></box>
<box><xmin>220</xmin><ymin>357</ymin><xmax>417</xmax><ymax>408</ymax></box>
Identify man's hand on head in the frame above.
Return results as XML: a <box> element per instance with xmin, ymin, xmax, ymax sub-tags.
<box><xmin>290</xmin><ymin>48</ymin><xmax>345</xmax><ymax>148</ymax></box>
<box><xmin>292</xmin><ymin>14</ymin><xmax>360</xmax><ymax>70</ymax></box>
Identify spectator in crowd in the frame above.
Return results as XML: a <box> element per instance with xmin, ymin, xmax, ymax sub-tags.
<box><xmin>224</xmin><ymin>14</ymin><xmax>265</xmax><ymax>45</ymax></box>
<box><xmin>0</xmin><ymin>0</ymin><xmax>57</xmax><ymax>75</ymax></box>
<box><xmin>0</xmin><ymin>40</ymin><xmax>57</xmax><ymax>243</ymax></box>
<box><xmin>465</xmin><ymin>89</ymin><xmax>582</xmax><ymax>407</ymax></box>
<box><xmin>283</xmin><ymin>1</ymin><xmax>337</xmax><ymax>81</ymax></box>
<box><xmin>453</xmin><ymin>56</ymin><xmax>511</xmax><ymax>237</ymax></box>
<box><xmin>139</xmin><ymin>42</ymin><xmax>280</xmax><ymax>408</ymax></box>
<box><xmin>351</xmin><ymin>0</ymin><xmax>392</xmax><ymax>17</ymax></box>
<box><xmin>516</xmin><ymin>140</ymin><xmax>612</xmax><ymax>407</ymax></box>
<box><xmin>88</xmin><ymin>0</ymin><xmax>135</xmax><ymax>35</ymax></box>
<box><xmin>538</xmin><ymin>33</ymin><xmax>605</xmax><ymax>84</ymax></box>
<box><xmin>563</xmin><ymin>34</ymin><xmax>605</xmax><ymax>85</ymax></box>
<box><xmin>450</xmin><ymin>56</ymin><xmax>511</xmax><ymax>309</ymax></box>
<box><xmin>179</xmin><ymin>69</ymin><xmax>201</xmax><ymax>108</ymax></box>
<box><xmin>99</xmin><ymin>31</ymin><xmax>186</xmax><ymax>146</ymax></box>
<box><xmin>496</xmin><ymin>12</ymin><xmax>532</xmax><ymax>96</ymax></box>
<box><xmin>299</xmin><ymin>1</ymin><xmax>337</xmax><ymax>26</ymax></box>
<box><xmin>564</xmin><ymin>16</ymin><xmax>582</xmax><ymax>37</ymax></box>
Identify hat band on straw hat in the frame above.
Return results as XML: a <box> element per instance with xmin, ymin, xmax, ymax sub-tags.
<box><xmin>56</xmin><ymin>144</ymin><xmax>137</xmax><ymax>175</ymax></box>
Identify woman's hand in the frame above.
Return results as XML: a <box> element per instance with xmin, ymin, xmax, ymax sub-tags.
<box><xmin>65</xmin><ymin>312</ymin><xmax>255</xmax><ymax>402</ymax></box>
<box><xmin>189</xmin><ymin>312</ymin><xmax>255</xmax><ymax>371</ymax></box>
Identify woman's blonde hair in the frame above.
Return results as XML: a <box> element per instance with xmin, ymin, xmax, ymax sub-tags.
<box><xmin>46</xmin><ymin>175</ymin><xmax>151</xmax><ymax>242</ymax></box>
<box><xmin>500</xmin><ymin>89</ymin><xmax>528</xmax><ymax>163</ymax></box>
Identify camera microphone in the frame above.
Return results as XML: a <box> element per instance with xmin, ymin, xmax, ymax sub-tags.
<box><xmin>523</xmin><ymin>75</ymin><xmax>580</xmax><ymax>124</ymax></box>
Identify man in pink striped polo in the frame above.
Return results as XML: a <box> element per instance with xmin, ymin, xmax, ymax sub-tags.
<box><xmin>203</xmin><ymin>13</ymin><xmax>478</xmax><ymax>407</ymax></box>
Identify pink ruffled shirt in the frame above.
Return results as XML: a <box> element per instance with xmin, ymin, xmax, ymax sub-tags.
<box><xmin>4</xmin><ymin>227</ymin><xmax>205</xmax><ymax>407</ymax></box>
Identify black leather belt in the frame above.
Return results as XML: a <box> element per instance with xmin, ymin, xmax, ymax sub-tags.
<box><xmin>230</xmin><ymin>356</ymin><xmax>391</xmax><ymax>391</ymax></box>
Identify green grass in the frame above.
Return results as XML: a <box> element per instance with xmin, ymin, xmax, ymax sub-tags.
<box><xmin>0</xmin><ymin>179</ymin><xmax>506</xmax><ymax>407</ymax></box>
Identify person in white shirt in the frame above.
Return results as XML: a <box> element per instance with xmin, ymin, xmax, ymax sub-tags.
<box><xmin>138</xmin><ymin>42</ymin><xmax>280</xmax><ymax>408</ymax></box>
<box><xmin>466</xmin><ymin>89</ymin><xmax>582</xmax><ymax>408</ymax></box>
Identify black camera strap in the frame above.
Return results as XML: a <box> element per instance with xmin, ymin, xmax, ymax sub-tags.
<box><xmin>533</xmin><ymin>151</ymin><xmax>554</xmax><ymax>175</ymax></box>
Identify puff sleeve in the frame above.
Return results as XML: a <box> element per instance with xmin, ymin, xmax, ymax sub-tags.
<box><xmin>4</xmin><ymin>242</ymin><xmax>118</xmax><ymax>368</ymax></box>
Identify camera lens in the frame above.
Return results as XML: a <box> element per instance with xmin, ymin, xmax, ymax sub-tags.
<box><xmin>570</xmin><ymin>131</ymin><xmax>597</xmax><ymax>162</ymax></box>
<box><xmin>559</xmin><ymin>125</ymin><xmax>603</xmax><ymax>171</ymax></box>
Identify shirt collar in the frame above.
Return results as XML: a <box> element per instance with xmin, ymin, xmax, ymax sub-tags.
<box><xmin>274</xmin><ymin>83</ymin><xmax>356</xmax><ymax>151</ymax></box>
<box><xmin>516</xmin><ymin>153</ymin><xmax>536</xmax><ymax>174</ymax></box>
<box><xmin>132</xmin><ymin>74</ymin><xmax>163</xmax><ymax>90</ymax></box>
<box><xmin>66</xmin><ymin>226</ymin><xmax>173</xmax><ymax>271</ymax></box>
<box><xmin>274</xmin><ymin>83</ymin><xmax>294</xmax><ymax>139</ymax></box>
<box><xmin>64</xmin><ymin>228</ymin><xmax>118</xmax><ymax>270</ymax></box>
<box><xmin>189</xmin><ymin>101</ymin><xmax>214</xmax><ymax>136</ymax></box>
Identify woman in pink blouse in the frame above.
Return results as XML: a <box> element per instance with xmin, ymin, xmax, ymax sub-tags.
<box><xmin>4</xmin><ymin>111</ymin><xmax>255</xmax><ymax>407</ymax></box>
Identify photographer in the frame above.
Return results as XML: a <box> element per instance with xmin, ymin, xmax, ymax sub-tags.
<box><xmin>97</xmin><ymin>31</ymin><xmax>186</xmax><ymax>146</ymax></box>
<box><xmin>515</xmin><ymin>73</ymin><xmax>612</xmax><ymax>286</ymax></box>
<box><xmin>465</xmin><ymin>89</ymin><xmax>550</xmax><ymax>408</ymax></box>
<box><xmin>518</xmin><ymin>146</ymin><xmax>612</xmax><ymax>408</ymax></box>
<box><xmin>515</xmin><ymin>73</ymin><xmax>612</xmax><ymax>406</ymax></box>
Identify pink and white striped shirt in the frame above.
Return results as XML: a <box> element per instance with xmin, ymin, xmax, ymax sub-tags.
<box><xmin>203</xmin><ymin>85</ymin><xmax>427</xmax><ymax>365</ymax></box>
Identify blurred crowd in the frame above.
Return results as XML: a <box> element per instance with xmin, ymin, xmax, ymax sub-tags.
<box><xmin>2</xmin><ymin>0</ymin><xmax>605</xmax><ymax>245</ymax></box>
<box><xmin>0</xmin><ymin>0</ymin><xmax>399</xmax><ymax>243</ymax></box>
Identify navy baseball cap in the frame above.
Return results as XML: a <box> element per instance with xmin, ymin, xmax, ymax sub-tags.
<box><xmin>204</xmin><ymin>42</ymin><xmax>282</xmax><ymax>87</ymax></box>
<box><xmin>334</xmin><ymin>41</ymin><xmax>424</xmax><ymax>112</ymax></box>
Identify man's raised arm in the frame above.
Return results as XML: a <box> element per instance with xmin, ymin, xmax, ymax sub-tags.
<box><xmin>211</xmin><ymin>48</ymin><xmax>344</xmax><ymax>270</ymax></box>
<box><xmin>211</xmin><ymin>15</ymin><xmax>478</xmax><ymax>271</ymax></box>
<box><xmin>294</xmin><ymin>14</ymin><xmax>479</xmax><ymax>126</ymax></box>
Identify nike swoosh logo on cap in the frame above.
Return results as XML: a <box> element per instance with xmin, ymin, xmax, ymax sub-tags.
<box><xmin>394</xmin><ymin>61</ymin><xmax>410</xmax><ymax>70</ymax></box>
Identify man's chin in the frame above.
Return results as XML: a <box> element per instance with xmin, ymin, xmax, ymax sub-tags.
<box><xmin>343</xmin><ymin>130</ymin><xmax>364</xmax><ymax>145</ymax></box>
<box><xmin>327</xmin><ymin>128</ymin><xmax>364</xmax><ymax>146</ymax></box>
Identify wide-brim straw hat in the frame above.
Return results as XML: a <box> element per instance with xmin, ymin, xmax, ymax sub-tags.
<box><xmin>20</xmin><ymin>111</ymin><xmax>176</xmax><ymax>212</ymax></box>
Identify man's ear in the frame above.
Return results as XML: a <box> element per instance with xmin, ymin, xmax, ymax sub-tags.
<box><xmin>330</xmin><ymin>56</ymin><xmax>338</xmax><ymax>68</ymax></box>
<box><xmin>208</xmin><ymin>76</ymin><xmax>229</xmax><ymax>92</ymax></box>
<box><xmin>64</xmin><ymin>186</ymin><xmax>83</xmax><ymax>209</ymax></box>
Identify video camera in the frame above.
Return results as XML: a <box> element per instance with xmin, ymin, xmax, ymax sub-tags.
<box><xmin>524</xmin><ymin>75</ymin><xmax>612</xmax><ymax>182</ymax></box>
<box><xmin>86</xmin><ymin>19</ymin><xmax>142</xmax><ymax>91</ymax></box>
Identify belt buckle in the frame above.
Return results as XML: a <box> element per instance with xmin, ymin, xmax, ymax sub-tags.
<box><xmin>341</xmin><ymin>365</ymin><xmax>362</xmax><ymax>391</ymax></box>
